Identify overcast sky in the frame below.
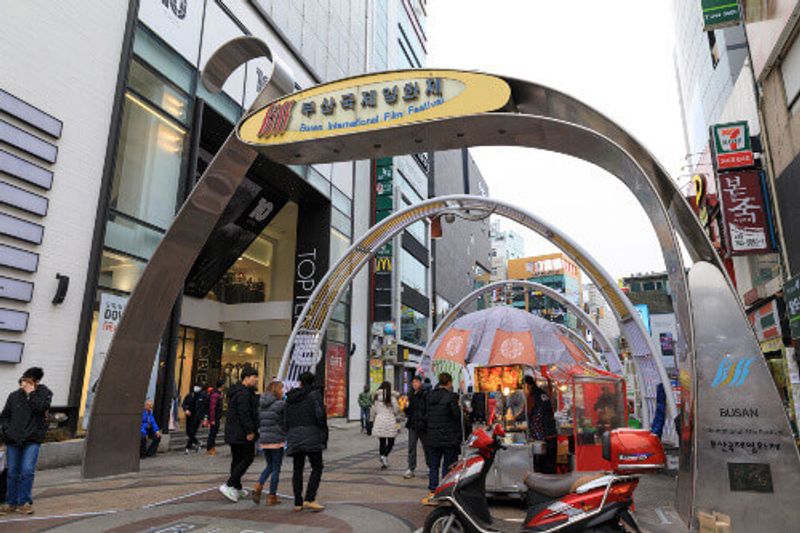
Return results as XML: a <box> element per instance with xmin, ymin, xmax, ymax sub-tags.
<box><xmin>426</xmin><ymin>1</ymin><xmax>687</xmax><ymax>280</ymax></box>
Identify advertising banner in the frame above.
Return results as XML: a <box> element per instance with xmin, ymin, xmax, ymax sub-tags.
<box><xmin>712</xmin><ymin>121</ymin><xmax>754</xmax><ymax>170</ymax></box>
<box><xmin>83</xmin><ymin>293</ymin><xmax>159</xmax><ymax>429</ymax></box>
<box><xmin>634</xmin><ymin>304</ymin><xmax>651</xmax><ymax>335</ymax></box>
<box><xmin>718</xmin><ymin>169</ymin><xmax>773</xmax><ymax>255</ymax></box>
<box><xmin>748</xmin><ymin>299</ymin><xmax>783</xmax><ymax>343</ymax></box>
<box><xmin>324</xmin><ymin>343</ymin><xmax>347</xmax><ymax>417</ymax></box>
<box><xmin>701</xmin><ymin>0</ymin><xmax>741</xmax><ymax>31</ymax></box>
<box><xmin>784</xmin><ymin>274</ymin><xmax>800</xmax><ymax>340</ymax></box>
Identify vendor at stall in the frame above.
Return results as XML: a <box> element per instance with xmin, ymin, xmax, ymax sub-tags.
<box><xmin>524</xmin><ymin>375</ymin><xmax>558</xmax><ymax>474</ymax></box>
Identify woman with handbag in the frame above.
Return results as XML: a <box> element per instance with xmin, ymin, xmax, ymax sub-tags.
<box><xmin>372</xmin><ymin>381</ymin><xmax>399</xmax><ymax>469</ymax></box>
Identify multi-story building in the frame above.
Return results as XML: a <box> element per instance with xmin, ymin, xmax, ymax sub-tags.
<box><xmin>584</xmin><ymin>282</ymin><xmax>621</xmax><ymax>349</ymax></box>
<box><xmin>357</xmin><ymin>1</ymin><xmax>492</xmax><ymax>395</ymax></box>
<box><xmin>0</xmin><ymin>0</ymin><xmax>434</xmax><ymax>433</ymax></box>
<box><xmin>489</xmin><ymin>219</ymin><xmax>524</xmax><ymax>281</ymax></box>
<box><xmin>506</xmin><ymin>253</ymin><xmax>582</xmax><ymax>329</ymax></box>
<box><xmin>671</xmin><ymin>0</ymin><xmax>798</xmax><ymax>428</ymax></box>
<box><xmin>620</xmin><ymin>272</ymin><xmax>678</xmax><ymax>376</ymax></box>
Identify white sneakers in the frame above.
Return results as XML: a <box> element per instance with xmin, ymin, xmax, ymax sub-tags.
<box><xmin>380</xmin><ymin>455</ymin><xmax>389</xmax><ymax>469</ymax></box>
<box><xmin>403</xmin><ymin>469</ymin><xmax>414</xmax><ymax>479</ymax></box>
<box><xmin>219</xmin><ymin>484</ymin><xmax>239</xmax><ymax>502</ymax></box>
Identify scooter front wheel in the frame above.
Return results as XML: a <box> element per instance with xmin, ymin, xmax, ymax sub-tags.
<box><xmin>423</xmin><ymin>506</ymin><xmax>470</xmax><ymax>533</ymax></box>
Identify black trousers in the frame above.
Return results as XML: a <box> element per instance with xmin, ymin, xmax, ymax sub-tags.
<box><xmin>534</xmin><ymin>438</ymin><xmax>558</xmax><ymax>474</ymax></box>
<box><xmin>292</xmin><ymin>451</ymin><xmax>323</xmax><ymax>506</ymax></box>
<box><xmin>140</xmin><ymin>429</ymin><xmax>160</xmax><ymax>458</ymax></box>
<box><xmin>379</xmin><ymin>437</ymin><xmax>395</xmax><ymax>457</ymax></box>
<box><xmin>206</xmin><ymin>423</ymin><xmax>219</xmax><ymax>450</ymax></box>
<box><xmin>185</xmin><ymin>416</ymin><xmax>200</xmax><ymax>449</ymax></box>
<box><xmin>226</xmin><ymin>442</ymin><xmax>255</xmax><ymax>490</ymax></box>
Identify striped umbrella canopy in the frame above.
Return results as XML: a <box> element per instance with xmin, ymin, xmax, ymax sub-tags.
<box><xmin>420</xmin><ymin>306</ymin><xmax>591</xmax><ymax>379</ymax></box>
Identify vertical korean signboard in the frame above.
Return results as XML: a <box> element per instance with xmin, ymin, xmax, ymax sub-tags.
<box><xmin>325</xmin><ymin>343</ymin><xmax>347</xmax><ymax>417</ymax></box>
<box><xmin>785</xmin><ymin>274</ymin><xmax>800</xmax><ymax>341</ymax></box>
<box><xmin>718</xmin><ymin>169</ymin><xmax>773</xmax><ymax>255</ymax></box>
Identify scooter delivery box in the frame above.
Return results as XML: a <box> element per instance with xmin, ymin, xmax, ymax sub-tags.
<box><xmin>602</xmin><ymin>429</ymin><xmax>666</xmax><ymax>473</ymax></box>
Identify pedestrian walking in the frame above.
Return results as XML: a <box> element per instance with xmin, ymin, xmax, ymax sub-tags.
<box><xmin>420</xmin><ymin>372</ymin><xmax>461</xmax><ymax>505</ymax></box>
<box><xmin>205</xmin><ymin>380</ymin><xmax>224</xmax><ymax>456</ymax></box>
<box><xmin>357</xmin><ymin>385</ymin><xmax>373</xmax><ymax>434</ymax></box>
<box><xmin>0</xmin><ymin>367</ymin><xmax>52</xmax><ymax>515</ymax></box>
<box><xmin>372</xmin><ymin>381</ymin><xmax>399</xmax><ymax>470</ymax></box>
<box><xmin>140</xmin><ymin>399</ymin><xmax>161</xmax><ymax>459</ymax></box>
<box><xmin>523</xmin><ymin>375</ymin><xmax>558</xmax><ymax>474</ymax></box>
<box><xmin>182</xmin><ymin>384</ymin><xmax>205</xmax><ymax>454</ymax></box>
<box><xmin>219</xmin><ymin>366</ymin><xmax>259</xmax><ymax>503</ymax></box>
<box><xmin>252</xmin><ymin>380</ymin><xmax>286</xmax><ymax>505</ymax></box>
<box><xmin>285</xmin><ymin>371</ymin><xmax>327</xmax><ymax>512</ymax></box>
<box><xmin>403</xmin><ymin>375</ymin><xmax>427</xmax><ymax>479</ymax></box>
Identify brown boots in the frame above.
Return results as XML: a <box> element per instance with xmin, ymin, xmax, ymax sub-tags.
<box><xmin>252</xmin><ymin>483</ymin><xmax>263</xmax><ymax>503</ymax></box>
<box><xmin>252</xmin><ymin>483</ymin><xmax>281</xmax><ymax>505</ymax></box>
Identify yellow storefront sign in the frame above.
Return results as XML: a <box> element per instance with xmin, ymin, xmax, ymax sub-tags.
<box><xmin>238</xmin><ymin>70</ymin><xmax>511</xmax><ymax>146</ymax></box>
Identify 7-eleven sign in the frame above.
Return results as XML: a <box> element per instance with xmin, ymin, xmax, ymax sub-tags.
<box><xmin>712</xmin><ymin>121</ymin><xmax>754</xmax><ymax>170</ymax></box>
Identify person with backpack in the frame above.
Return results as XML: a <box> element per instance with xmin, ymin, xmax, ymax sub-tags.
<box><xmin>285</xmin><ymin>372</ymin><xmax>328</xmax><ymax>512</ymax></box>
<box><xmin>357</xmin><ymin>385</ymin><xmax>373</xmax><ymax>434</ymax></box>
<box><xmin>0</xmin><ymin>367</ymin><xmax>52</xmax><ymax>515</ymax></box>
<box><xmin>205</xmin><ymin>380</ymin><xmax>224</xmax><ymax>456</ymax></box>
<box><xmin>219</xmin><ymin>367</ymin><xmax>259</xmax><ymax>503</ymax></box>
<box><xmin>252</xmin><ymin>380</ymin><xmax>286</xmax><ymax>505</ymax></box>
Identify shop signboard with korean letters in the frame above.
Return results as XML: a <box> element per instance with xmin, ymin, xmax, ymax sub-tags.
<box><xmin>785</xmin><ymin>274</ymin><xmax>800</xmax><ymax>341</ymax></box>
<box><xmin>712</xmin><ymin>121</ymin><xmax>754</xmax><ymax>170</ymax></box>
<box><xmin>718</xmin><ymin>169</ymin><xmax>773</xmax><ymax>255</ymax></box>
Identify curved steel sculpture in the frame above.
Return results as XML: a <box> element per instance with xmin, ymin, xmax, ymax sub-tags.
<box><xmin>84</xmin><ymin>46</ymin><xmax>800</xmax><ymax>529</ymax></box>
<box><xmin>427</xmin><ymin>280</ymin><xmax>622</xmax><ymax>374</ymax></box>
<box><xmin>81</xmin><ymin>37</ymin><xmax>296</xmax><ymax>479</ymax></box>
<box><xmin>278</xmin><ymin>195</ymin><xmax>671</xmax><ymax>433</ymax></box>
<box><xmin>552</xmin><ymin>323</ymin><xmax>604</xmax><ymax>368</ymax></box>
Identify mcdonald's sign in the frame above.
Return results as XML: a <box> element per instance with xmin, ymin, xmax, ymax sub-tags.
<box><xmin>375</xmin><ymin>256</ymin><xmax>392</xmax><ymax>272</ymax></box>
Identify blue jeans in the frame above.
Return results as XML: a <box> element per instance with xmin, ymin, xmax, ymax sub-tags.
<box><xmin>6</xmin><ymin>443</ymin><xmax>40</xmax><ymax>506</ymax></box>
<box><xmin>258</xmin><ymin>448</ymin><xmax>284</xmax><ymax>494</ymax></box>
<box><xmin>360</xmin><ymin>407</ymin><xmax>370</xmax><ymax>431</ymax></box>
<box><xmin>427</xmin><ymin>446</ymin><xmax>459</xmax><ymax>491</ymax></box>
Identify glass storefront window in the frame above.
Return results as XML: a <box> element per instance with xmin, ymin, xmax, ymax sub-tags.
<box><xmin>98</xmin><ymin>250</ymin><xmax>146</xmax><ymax>293</ymax></box>
<box><xmin>212</xmin><ymin>235</ymin><xmax>275</xmax><ymax>304</ymax></box>
<box><xmin>401</xmin><ymin>304</ymin><xmax>428</xmax><ymax>346</ymax></box>
<box><xmin>221</xmin><ymin>339</ymin><xmax>267</xmax><ymax>391</ymax></box>
<box><xmin>133</xmin><ymin>26</ymin><xmax>194</xmax><ymax>93</ymax></box>
<box><xmin>400</xmin><ymin>248</ymin><xmax>427</xmax><ymax>295</ymax></box>
<box><xmin>328</xmin><ymin>320</ymin><xmax>347</xmax><ymax>344</ymax></box>
<box><xmin>129</xmin><ymin>60</ymin><xmax>190</xmax><ymax>122</ymax></box>
<box><xmin>330</xmin><ymin>228</ymin><xmax>350</xmax><ymax>264</ymax></box>
<box><xmin>104</xmin><ymin>213</ymin><xmax>164</xmax><ymax>260</ymax></box>
<box><xmin>110</xmin><ymin>93</ymin><xmax>187</xmax><ymax>230</ymax></box>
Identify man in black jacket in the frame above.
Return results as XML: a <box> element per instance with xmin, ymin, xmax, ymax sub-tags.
<box><xmin>219</xmin><ymin>366</ymin><xmax>259</xmax><ymax>503</ymax></box>
<box><xmin>403</xmin><ymin>375</ymin><xmax>426</xmax><ymax>479</ymax></box>
<box><xmin>285</xmin><ymin>371</ymin><xmax>328</xmax><ymax>512</ymax></box>
<box><xmin>0</xmin><ymin>367</ymin><xmax>52</xmax><ymax>515</ymax></box>
<box><xmin>421</xmin><ymin>372</ymin><xmax>461</xmax><ymax>505</ymax></box>
<box><xmin>182</xmin><ymin>384</ymin><xmax>206</xmax><ymax>454</ymax></box>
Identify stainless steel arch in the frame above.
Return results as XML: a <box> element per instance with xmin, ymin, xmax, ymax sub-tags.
<box><xmin>552</xmin><ymin>323</ymin><xmax>603</xmax><ymax>368</ymax></box>
<box><xmin>278</xmin><ymin>195</ymin><xmax>672</xmax><ymax>434</ymax></box>
<box><xmin>427</xmin><ymin>280</ymin><xmax>622</xmax><ymax>374</ymax></box>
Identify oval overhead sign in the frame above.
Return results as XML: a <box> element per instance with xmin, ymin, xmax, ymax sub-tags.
<box><xmin>237</xmin><ymin>70</ymin><xmax>511</xmax><ymax>146</ymax></box>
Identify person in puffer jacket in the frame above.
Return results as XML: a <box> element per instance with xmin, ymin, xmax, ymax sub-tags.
<box><xmin>420</xmin><ymin>372</ymin><xmax>462</xmax><ymax>505</ymax></box>
<box><xmin>252</xmin><ymin>381</ymin><xmax>286</xmax><ymax>505</ymax></box>
<box><xmin>284</xmin><ymin>372</ymin><xmax>328</xmax><ymax>512</ymax></box>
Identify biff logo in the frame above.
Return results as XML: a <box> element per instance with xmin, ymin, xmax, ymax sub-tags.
<box><xmin>258</xmin><ymin>100</ymin><xmax>296</xmax><ymax>139</ymax></box>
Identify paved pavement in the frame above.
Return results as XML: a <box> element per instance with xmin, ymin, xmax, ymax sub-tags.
<box><xmin>0</xmin><ymin>422</ymin><xmax>687</xmax><ymax>532</ymax></box>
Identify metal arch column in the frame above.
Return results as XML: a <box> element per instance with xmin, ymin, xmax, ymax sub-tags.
<box><xmin>427</xmin><ymin>280</ymin><xmax>623</xmax><ymax>374</ymax></box>
<box><xmin>278</xmin><ymin>196</ymin><xmax>670</xmax><ymax>434</ymax></box>
<box><xmin>81</xmin><ymin>37</ymin><xmax>296</xmax><ymax>479</ymax></box>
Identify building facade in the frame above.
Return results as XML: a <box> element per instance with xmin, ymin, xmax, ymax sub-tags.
<box><xmin>506</xmin><ymin>253</ymin><xmax>583</xmax><ymax>329</ymax></box>
<box><xmin>671</xmin><ymin>0</ymin><xmax>799</xmax><ymax>431</ymax></box>
<box><xmin>0</xmin><ymin>0</ymin><xmax>426</xmax><ymax>432</ymax></box>
<box><xmin>489</xmin><ymin>219</ymin><xmax>524</xmax><ymax>281</ymax></box>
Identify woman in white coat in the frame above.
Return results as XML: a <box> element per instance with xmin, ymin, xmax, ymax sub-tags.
<box><xmin>372</xmin><ymin>381</ymin><xmax>399</xmax><ymax>469</ymax></box>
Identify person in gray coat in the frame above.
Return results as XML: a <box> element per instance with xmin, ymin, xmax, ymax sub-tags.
<box><xmin>252</xmin><ymin>380</ymin><xmax>286</xmax><ymax>505</ymax></box>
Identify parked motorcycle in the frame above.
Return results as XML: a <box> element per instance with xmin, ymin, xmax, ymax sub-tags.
<box><xmin>423</xmin><ymin>424</ymin><xmax>665</xmax><ymax>532</ymax></box>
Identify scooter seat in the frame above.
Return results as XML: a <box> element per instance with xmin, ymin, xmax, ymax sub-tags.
<box><xmin>523</xmin><ymin>471</ymin><xmax>606</xmax><ymax>499</ymax></box>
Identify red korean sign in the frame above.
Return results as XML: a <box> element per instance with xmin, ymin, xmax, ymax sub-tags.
<box><xmin>718</xmin><ymin>170</ymin><xmax>772</xmax><ymax>255</ymax></box>
<box><xmin>325</xmin><ymin>343</ymin><xmax>347</xmax><ymax>417</ymax></box>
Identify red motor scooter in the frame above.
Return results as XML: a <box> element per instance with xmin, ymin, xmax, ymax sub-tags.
<box><xmin>423</xmin><ymin>425</ymin><xmax>665</xmax><ymax>532</ymax></box>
